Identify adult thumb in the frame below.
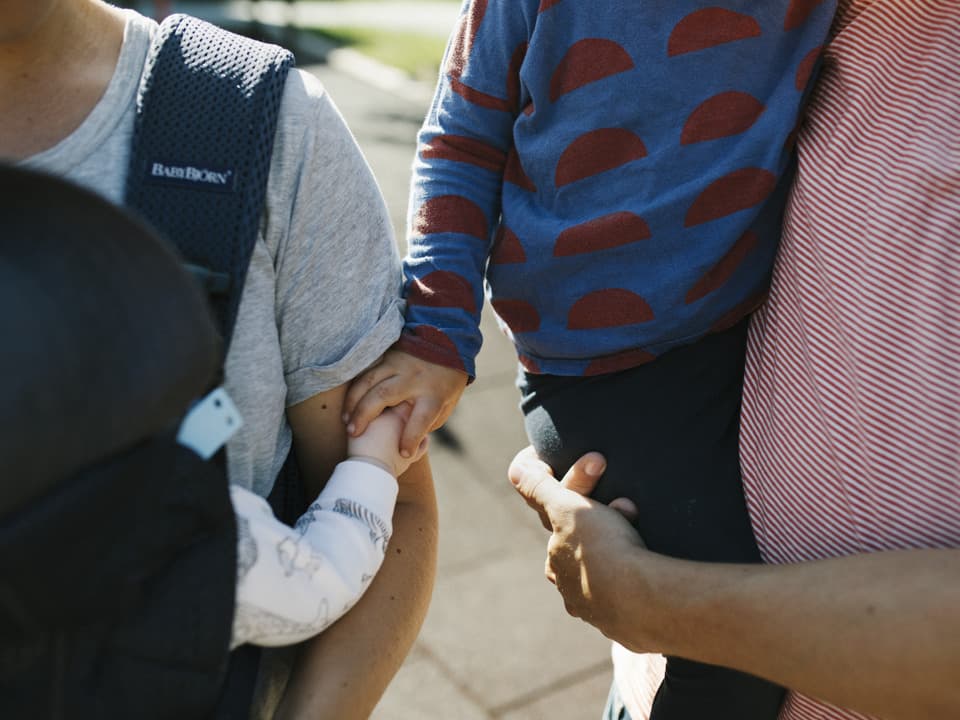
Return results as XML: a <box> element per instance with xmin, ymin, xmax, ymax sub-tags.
<box><xmin>509</xmin><ymin>446</ymin><xmax>564</xmax><ymax>512</ymax></box>
<box><xmin>559</xmin><ymin>452</ymin><xmax>607</xmax><ymax>497</ymax></box>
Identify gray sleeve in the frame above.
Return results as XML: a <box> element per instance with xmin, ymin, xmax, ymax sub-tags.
<box><xmin>264</xmin><ymin>69</ymin><xmax>405</xmax><ymax>406</ymax></box>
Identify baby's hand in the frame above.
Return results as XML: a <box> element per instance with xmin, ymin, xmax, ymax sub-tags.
<box><xmin>344</xmin><ymin>348</ymin><xmax>468</xmax><ymax>459</ymax></box>
<box><xmin>347</xmin><ymin>403</ymin><xmax>429</xmax><ymax>478</ymax></box>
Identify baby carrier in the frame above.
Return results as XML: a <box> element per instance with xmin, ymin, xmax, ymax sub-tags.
<box><xmin>0</xmin><ymin>14</ymin><xmax>296</xmax><ymax>719</ymax></box>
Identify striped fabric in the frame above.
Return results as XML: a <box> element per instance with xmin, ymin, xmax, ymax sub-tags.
<box><xmin>740</xmin><ymin>1</ymin><xmax>960</xmax><ymax>718</ymax></box>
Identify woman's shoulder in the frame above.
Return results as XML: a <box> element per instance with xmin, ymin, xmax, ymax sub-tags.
<box><xmin>274</xmin><ymin>67</ymin><xmax>334</xmax><ymax>145</ymax></box>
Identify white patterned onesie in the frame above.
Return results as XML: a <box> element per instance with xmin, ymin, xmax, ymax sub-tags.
<box><xmin>229</xmin><ymin>459</ymin><xmax>397</xmax><ymax>648</ymax></box>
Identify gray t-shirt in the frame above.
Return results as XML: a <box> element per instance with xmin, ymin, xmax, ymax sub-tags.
<box><xmin>24</xmin><ymin>10</ymin><xmax>405</xmax><ymax>498</ymax></box>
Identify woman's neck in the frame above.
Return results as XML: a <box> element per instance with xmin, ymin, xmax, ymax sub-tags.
<box><xmin>0</xmin><ymin>0</ymin><xmax>126</xmax><ymax>160</ymax></box>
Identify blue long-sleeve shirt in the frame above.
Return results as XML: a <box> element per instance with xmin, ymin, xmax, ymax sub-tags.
<box><xmin>398</xmin><ymin>0</ymin><xmax>836</xmax><ymax>377</ymax></box>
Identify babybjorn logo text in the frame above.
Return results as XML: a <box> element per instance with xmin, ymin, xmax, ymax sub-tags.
<box><xmin>150</xmin><ymin>162</ymin><xmax>233</xmax><ymax>186</ymax></box>
<box><xmin>145</xmin><ymin>159</ymin><xmax>237</xmax><ymax>194</ymax></box>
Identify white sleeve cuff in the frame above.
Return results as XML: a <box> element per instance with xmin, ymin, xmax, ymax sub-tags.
<box><xmin>318</xmin><ymin>459</ymin><xmax>399</xmax><ymax>520</ymax></box>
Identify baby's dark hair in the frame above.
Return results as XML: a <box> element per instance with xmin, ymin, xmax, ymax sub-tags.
<box><xmin>0</xmin><ymin>164</ymin><xmax>220</xmax><ymax>511</ymax></box>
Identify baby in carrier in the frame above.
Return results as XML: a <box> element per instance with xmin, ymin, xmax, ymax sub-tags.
<box><xmin>0</xmin><ymin>165</ymin><xmax>423</xmax><ymax>717</ymax></box>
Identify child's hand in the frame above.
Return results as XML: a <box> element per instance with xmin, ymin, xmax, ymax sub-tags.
<box><xmin>344</xmin><ymin>348</ymin><xmax>468</xmax><ymax>458</ymax></box>
<box><xmin>347</xmin><ymin>403</ymin><xmax>429</xmax><ymax>478</ymax></box>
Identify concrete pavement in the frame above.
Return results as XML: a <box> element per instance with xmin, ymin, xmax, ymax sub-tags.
<box><xmin>186</xmin><ymin>0</ymin><xmax>445</xmax><ymax>103</ymax></box>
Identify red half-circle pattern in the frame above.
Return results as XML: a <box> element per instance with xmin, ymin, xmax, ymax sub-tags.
<box><xmin>709</xmin><ymin>291</ymin><xmax>767</xmax><ymax>332</ymax></box>
<box><xmin>445</xmin><ymin>0</ymin><xmax>488</xmax><ymax>79</ymax></box>
<box><xmin>549</xmin><ymin>39</ymin><xmax>634</xmax><ymax>102</ymax></box>
<box><xmin>681</xmin><ymin>91</ymin><xmax>766</xmax><ymax>145</ymax></box>
<box><xmin>518</xmin><ymin>354</ymin><xmax>542</xmax><ymax>373</ymax></box>
<box><xmin>492</xmin><ymin>299</ymin><xmax>541</xmax><ymax>333</ymax></box>
<box><xmin>795</xmin><ymin>45</ymin><xmax>822</xmax><ymax>90</ymax></box>
<box><xmin>506</xmin><ymin>42</ymin><xmax>528</xmax><ymax>112</ymax></box>
<box><xmin>568</xmin><ymin>289</ymin><xmax>654</xmax><ymax>330</ymax></box>
<box><xmin>685</xmin><ymin>168</ymin><xmax>777</xmax><ymax>227</ymax></box>
<box><xmin>490</xmin><ymin>225</ymin><xmax>527</xmax><ymax>264</ymax></box>
<box><xmin>556</xmin><ymin>129</ymin><xmax>647</xmax><ymax>187</ymax></box>
<box><xmin>450</xmin><ymin>77</ymin><xmax>512</xmax><ymax>112</ymax></box>
<box><xmin>396</xmin><ymin>326</ymin><xmax>466</xmax><ymax>373</ymax></box>
<box><xmin>784</xmin><ymin>125</ymin><xmax>799</xmax><ymax>152</ymax></box>
<box><xmin>668</xmin><ymin>8</ymin><xmax>762</xmax><ymax>56</ymax></box>
<box><xmin>554</xmin><ymin>212</ymin><xmax>651</xmax><ymax>257</ymax></box>
<box><xmin>504</xmin><ymin>148</ymin><xmax>537</xmax><ymax>191</ymax></box>
<box><xmin>584</xmin><ymin>347</ymin><xmax>657</xmax><ymax>376</ymax></box>
<box><xmin>420</xmin><ymin>134</ymin><xmax>506</xmax><ymax>173</ymax></box>
<box><xmin>784</xmin><ymin>0</ymin><xmax>825</xmax><ymax>31</ymax></box>
<box><xmin>407</xmin><ymin>270</ymin><xmax>477</xmax><ymax>313</ymax></box>
<box><xmin>413</xmin><ymin>195</ymin><xmax>488</xmax><ymax>240</ymax></box>
<box><xmin>445</xmin><ymin>0</ymin><xmax>514</xmax><ymax>112</ymax></box>
<box><xmin>685</xmin><ymin>230</ymin><xmax>759</xmax><ymax>304</ymax></box>
<box><xmin>538</xmin><ymin>0</ymin><xmax>561</xmax><ymax>12</ymax></box>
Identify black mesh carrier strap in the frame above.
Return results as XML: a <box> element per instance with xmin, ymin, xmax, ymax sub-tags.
<box><xmin>125</xmin><ymin>14</ymin><xmax>294</xmax><ymax>349</ymax></box>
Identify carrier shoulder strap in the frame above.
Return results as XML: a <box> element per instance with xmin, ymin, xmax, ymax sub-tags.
<box><xmin>127</xmin><ymin>15</ymin><xmax>307</xmax><ymax>523</ymax></box>
<box><xmin>125</xmin><ymin>13</ymin><xmax>294</xmax><ymax>348</ymax></box>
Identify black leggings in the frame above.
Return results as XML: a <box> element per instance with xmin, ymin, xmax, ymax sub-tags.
<box><xmin>519</xmin><ymin>319</ymin><xmax>784</xmax><ymax>720</ymax></box>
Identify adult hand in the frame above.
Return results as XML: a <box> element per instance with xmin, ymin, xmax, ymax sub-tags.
<box><xmin>508</xmin><ymin>446</ymin><xmax>650</xmax><ymax>642</ymax></box>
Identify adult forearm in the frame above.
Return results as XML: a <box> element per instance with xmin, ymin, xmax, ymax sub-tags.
<box><xmin>511</xmin><ymin>447</ymin><xmax>960</xmax><ymax>719</ymax></box>
<box><xmin>274</xmin><ymin>456</ymin><xmax>438</xmax><ymax>719</ymax></box>
<box><xmin>633</xmin><ymin>548</ymin><xmax>960</xmax><ymax>720</ymax></box>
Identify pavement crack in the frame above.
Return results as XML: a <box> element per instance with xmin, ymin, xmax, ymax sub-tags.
<box><xmin>489</xmin><ymin>659</ymin><xmax>613</xmax><ymax>718</ymax></box>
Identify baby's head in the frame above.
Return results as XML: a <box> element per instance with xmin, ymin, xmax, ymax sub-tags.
<box><xmin>0</xmin><ymin>164</ymin><xmax>220</xmax><ymax>512</ymax></box>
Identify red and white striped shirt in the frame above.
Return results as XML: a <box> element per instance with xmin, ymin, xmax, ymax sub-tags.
<box><xmin>616</xmin><ymin>2</ymin><xmax>960</xmax><ymax>718</ymax></box>
<box><xmin>740</xmin><ymin>1</ymin><xmax>960</xmax><ymax>718</ymax></box>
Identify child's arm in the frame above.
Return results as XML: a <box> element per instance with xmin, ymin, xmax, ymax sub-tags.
<box><xmin>343</xmin><ymin>348</ymin><xmax>468</xmax><ymax>458</ymax></box>
<box><xmin>229</xmin><ymin>406</ymin><xmax>427</xmax><ymax>649</ymax></box>
<box><xmin>228</xmin><ymin>463</ymin><xmax>395</xmax><ymax>649</ymax></box>
<box><xmin>345</xmin><ymin>1</ymin><xmax>536</xmax><ymax>452</ymax></box>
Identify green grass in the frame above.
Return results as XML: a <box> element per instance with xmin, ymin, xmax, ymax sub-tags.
<box><xmin>313</xmin><ymin>27</ymin><xmax>448</xmax><ymax>82</ymax></box>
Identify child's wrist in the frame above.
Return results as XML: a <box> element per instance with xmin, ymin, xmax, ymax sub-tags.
<box><xmin>347</xmin><ymin>454</ymin><xmax>396</xmax><ymax>477</ymax></box>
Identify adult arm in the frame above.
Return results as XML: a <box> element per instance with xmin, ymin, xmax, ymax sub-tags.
<box><xmin>273</xmin><ymin>390</ymin><xmax>437</xmax><ymax>719</ymax></box>
<box><xmin>509</xmin><ymin>447</ymin><xmax>960</xmax><ymax>720</ymax></box>
<box><xmin>260</xmin><ymin>69</ymin><xmax>438</xmax><ymax>718</ymax></box>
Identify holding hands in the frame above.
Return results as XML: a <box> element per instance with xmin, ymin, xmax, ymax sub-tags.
<box><xmin>507</xmin><ymin>447</ymin><xmax>662</xmax><ymax>652</ymax></box>
<box><xmin>344</xmin><ymin>348</ymin><xmax>469</xmax><ymax>459</ymax></box>
<box><xmin>348</xmin><ymin>402</ymin><xmax>429</xmax><ymax>478</ymax></box>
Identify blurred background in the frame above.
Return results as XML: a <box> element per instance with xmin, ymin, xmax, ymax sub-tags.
<box><xmin>128</xmin><ymin>1</ymin><xmax>617</xmax><ymax>716</ymax></box>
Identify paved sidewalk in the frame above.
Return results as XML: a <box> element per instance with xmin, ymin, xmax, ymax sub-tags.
<box><xmin>186</xmin><ymin>0</ymin><xmax>448</xmax><ymax>103</ymax></box>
